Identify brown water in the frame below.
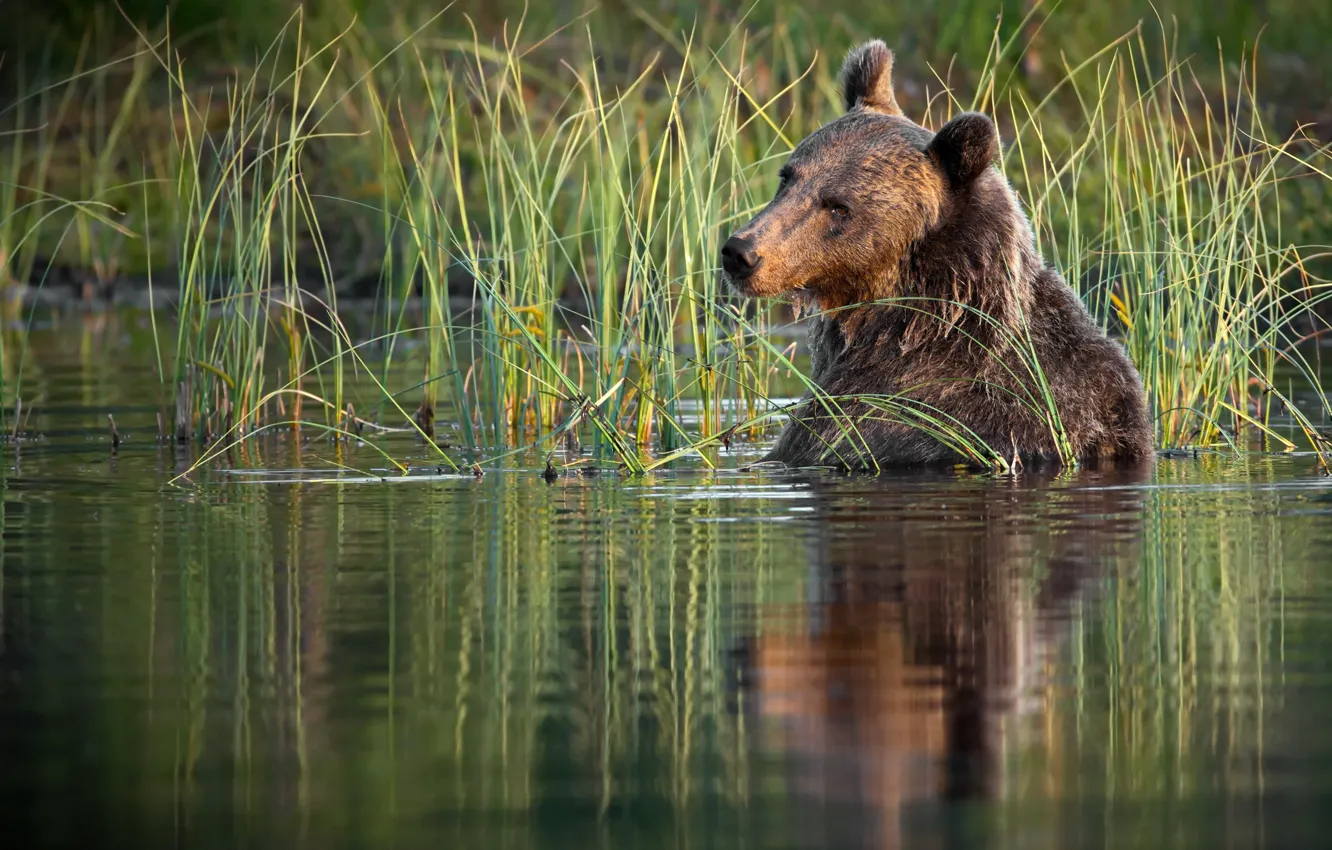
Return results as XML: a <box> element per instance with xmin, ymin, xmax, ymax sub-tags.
<box><xmin>4</xmin><ymin>318</ymin><xmax>1332</xmax><ymax>849</ymax></box>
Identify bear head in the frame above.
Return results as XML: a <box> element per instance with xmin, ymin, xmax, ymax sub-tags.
<box><xmin>720</xmin><ymin>40</ymin><xmax>1003</xmax><ymax>310</ymax></box>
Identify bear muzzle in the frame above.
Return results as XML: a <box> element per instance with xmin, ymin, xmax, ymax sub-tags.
<box><xmin>720</xmin><ymin>235</ymin><xmax>763</xmax><ymax>288</ymax></box>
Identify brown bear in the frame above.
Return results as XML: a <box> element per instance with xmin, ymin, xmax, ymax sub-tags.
<box><xmin>720</xmin><ymin>40</ymin><xmax>1154</xmax><ymax>469</ymax></box>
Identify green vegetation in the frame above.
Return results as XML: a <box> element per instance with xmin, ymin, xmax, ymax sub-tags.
<box><xmin>2</xmin><ymin>0</ymin><xmax>1330</xmax><ymax>471</ymax></box>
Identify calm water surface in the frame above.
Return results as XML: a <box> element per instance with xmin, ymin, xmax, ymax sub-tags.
<box><xmin>4</xmin><ymin>319</ymin><xmax>1332</xmax><ymax>849</ymax></box>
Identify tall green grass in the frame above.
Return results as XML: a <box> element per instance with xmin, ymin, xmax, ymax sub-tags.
<box><xmin>1</xmin><ymin>3</ymin><xmax>1330</xmax><ymax>470</ymax></box>
<box><xmin>993</xmin><ymin>21</ymin><xmax>1332</xmax><ymax>458</ymax></box>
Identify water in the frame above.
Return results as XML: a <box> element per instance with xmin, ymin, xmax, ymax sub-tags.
<box><xmin>5</xmin><ymin>317</ymin><xmax>1332</xmax><ymax>849</ymax></box>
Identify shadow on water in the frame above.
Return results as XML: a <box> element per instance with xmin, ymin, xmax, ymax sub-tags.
<box><xmin>3</xmin><ymin>335</ymin><xmax>1332</xmax><ymax>849</ymax></box>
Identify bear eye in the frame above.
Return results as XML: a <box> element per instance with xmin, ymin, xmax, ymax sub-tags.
<box><xmin>778</xmin><ymin>169</ymin><xmax>793</xmax><ymax>189</ymax></box>
<box><xmin>825</xmin><ymin>200</ymin><xmax>850</xmax><ymax>220</ymax></box>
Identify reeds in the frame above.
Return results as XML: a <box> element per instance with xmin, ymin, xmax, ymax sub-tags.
<box><xmin>994</xmin><ymin>18</ymin><xmax>1332</xmax><ymax>460</ymax></box>
<box><xmin>1</xmin><ymin>3</ymin><xmax>1329</xmax><ymax>470</ymax></box>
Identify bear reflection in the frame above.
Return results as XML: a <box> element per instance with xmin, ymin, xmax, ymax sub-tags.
<box><xmin>733</xmin><ymin>467</ymin><xmax>1148</xmax><ymax>849</ymax></box>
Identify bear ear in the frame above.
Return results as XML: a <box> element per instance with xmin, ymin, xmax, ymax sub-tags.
<box><xmin>926</xmin><ymin>112</ymin><xmax>1000</xmax><ymax>187</ymax></box>
<box><xmin>840</xmin><ymin>40</ymin><xmax>901</xmax><ymax>115</ymax></box>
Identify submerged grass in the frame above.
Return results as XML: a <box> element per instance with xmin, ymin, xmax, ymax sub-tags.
<box><xmin>1</xmin><ymin>2</ymin><xmax>1330</xmax><ymax>471</ymax></box>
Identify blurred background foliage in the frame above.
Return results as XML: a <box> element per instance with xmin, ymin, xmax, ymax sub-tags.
<box><xmin>6</xmin><ymin>0</ymin><xmax>1330</xmax><ymax>111</ymax></box>
<box><xmin>3</xmin><ymin>0</ymin><xmax>1330</xmax><ymax>283</ymax></box>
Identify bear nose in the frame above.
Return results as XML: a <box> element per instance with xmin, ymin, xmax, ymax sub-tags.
<box><xmin>720</xmin><ymin>235</ymin><xmax>761</xmax><ymax>279</ymax></box>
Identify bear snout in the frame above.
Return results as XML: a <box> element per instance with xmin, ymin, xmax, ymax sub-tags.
<box><xmin>720</xmin><ymin>235</ymin><xmax>762</xmax><ymax>283</ymax></box>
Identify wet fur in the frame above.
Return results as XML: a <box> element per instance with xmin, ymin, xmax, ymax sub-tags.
<box><xmin>725</xmin><ymin>41</ymin><xmax>1153</xmax><ymax>469</ymax></box>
